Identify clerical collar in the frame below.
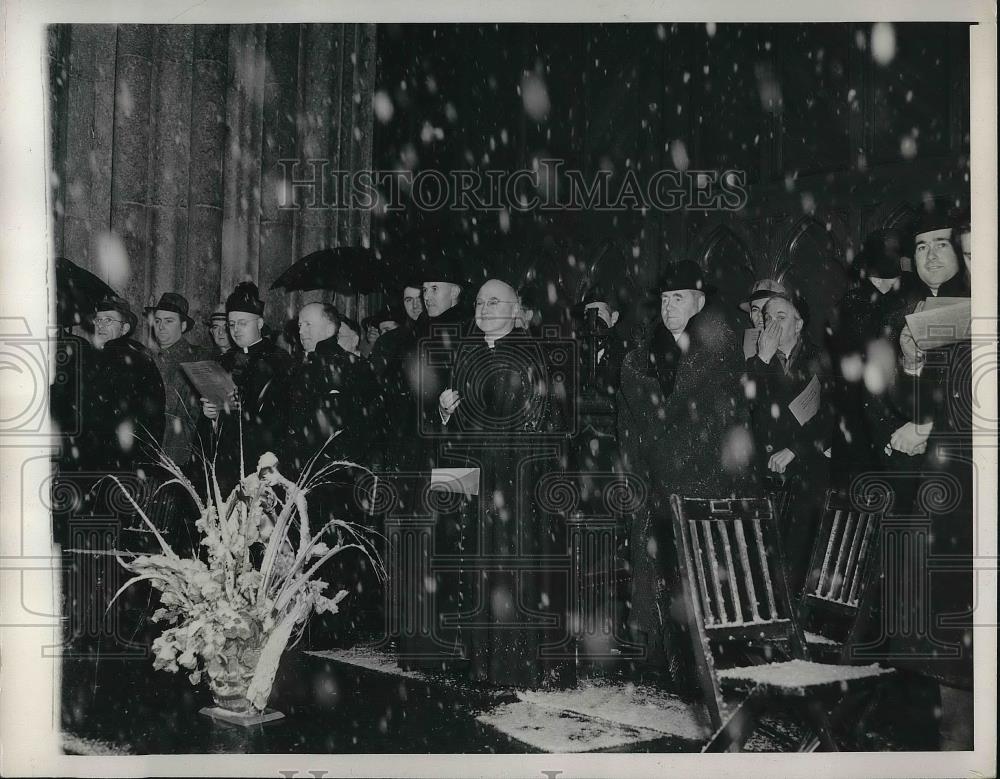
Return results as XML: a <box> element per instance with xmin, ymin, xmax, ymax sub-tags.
<box><xmin>241</xmin><ymin>338</ymin><xmax>263</xmax><ymax>354</ymax></box>
<box><xmin>484</xmin><ymin>325</ymin><xmax>514</xmax><ymax>349</ymax></box>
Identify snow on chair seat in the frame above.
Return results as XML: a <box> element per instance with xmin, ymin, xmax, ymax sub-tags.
<box><xmin>717</xmin><ymin>658</ymin><xmax>893</xmax><ymax>696</ymax></box>
<box><xmin>669</xmin><ymin>495</ymin><xmax>896</xmax><ymax>752</ymax></box>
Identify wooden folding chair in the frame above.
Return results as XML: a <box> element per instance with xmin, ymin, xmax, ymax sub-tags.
<box><xmin>796</xmin><ymin>488</ymin><xmax>885</xmax><ymax>663</ymax></box>
<box><xmin>669</xmin><ymin>495</ymin><xmax>894</xmax><ymax>752</ymax></box>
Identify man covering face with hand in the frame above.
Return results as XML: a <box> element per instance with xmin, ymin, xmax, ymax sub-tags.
<box><xmin>746</xmin><ymin>292</ymin><xmax>835</xmax><ymax>594</ymax></box>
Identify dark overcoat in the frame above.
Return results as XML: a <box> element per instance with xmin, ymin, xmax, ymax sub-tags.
<box><xmin>746</xmin><ymin>337</ymin><xmax>835</xmax><ymax>593</ymax></box>
<box><xmin>195</xmin><ymin>338</ymin><xmax>292</xmax><ymax>496</ymax></box>
<box><xmin>887</xmin><ymin>281</ymin><xmax>973</xmax><ymax>689</ymax></box>
<box><xmin>153</xmin><ymin>337</ymin><xmax>210</xmax><ymax>467</ymax></box>
<box><xmin>616</xmin><ymin>306</ymin><xmax>757</xmax><ymax>682</ymax></box>
<box><xmin>85</xmin><ymin>335</ymin><xmax>166</xmax><ymax>473</ymax></box>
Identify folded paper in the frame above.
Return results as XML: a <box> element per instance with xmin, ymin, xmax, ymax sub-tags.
<box><xmin>905</xmin><ymin>299</ymin><xmax>971</xmax><ymax>351</ymax></box>
<box><xmin>788</xmin><ymin>374</ymin><xmax>821</xmax><ymax>427</ymax></box>
<box><xmin>429</xmin><ymin>467</ymin><xmax>481</xmax><ymax>497</ymax></box>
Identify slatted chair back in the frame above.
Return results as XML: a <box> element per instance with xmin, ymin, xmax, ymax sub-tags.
<box><xmin>670</xmin><ymin>494</ymin><xmax>806</xmax><ymax>729</ymax></box>
<box><xmin>796</xmin><ymin>488</ymin><xmax>884</xmax><ymax>660</ymax></box>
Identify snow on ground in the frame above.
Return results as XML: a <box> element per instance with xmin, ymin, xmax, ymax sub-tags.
<box><xmin>306</xmin><ymin>646</ymin><xmax>429</xmax><ymax>680</ymax></box>
<box><xmin>62</xmin><ymin>733</ymin><xmax>133</xmax><ymax>756</ymax></box>
<box><xmin>518</xmin><ymin>679</ymin><xmax>712</xmax><ymax>741</ymax></box>
<box><xmin>477</xmin><ymin>701</ymin><xmax>667</xmax><ymax>753</ymax></box>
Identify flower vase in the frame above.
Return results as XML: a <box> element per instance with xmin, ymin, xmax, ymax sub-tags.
<box><xmin>201</xmin><ymin>629</ymin><xmax>285</xmax><ymax>726</ymax></box>
<box><xmin>208</xmin><ymin>633</ymin><xmax>265</xmax><ymax>713</ymax></box>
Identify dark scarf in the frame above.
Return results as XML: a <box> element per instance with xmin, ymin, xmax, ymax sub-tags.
<box><xmin>645</xmin><ymin>322</ymin><xmax>682</xmax><ymax>398</ymax></box>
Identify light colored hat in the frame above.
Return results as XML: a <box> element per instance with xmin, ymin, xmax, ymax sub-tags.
<box><xmin>739</xmin><ymin>278</ymin><xmax>786</xmax><ymax>313</ymax></box>
<box><xmin>205</xmin><ymin>302</ymin><xmax>227</xmax><ymax>326</ymax></box>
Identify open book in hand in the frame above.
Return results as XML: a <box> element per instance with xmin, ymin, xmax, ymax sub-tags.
<box><xmin>180</xmin><ymin>361</ymin><xmax>237</xmax><ymax>408</ymax></box>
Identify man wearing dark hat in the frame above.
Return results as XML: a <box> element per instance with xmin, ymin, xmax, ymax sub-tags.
<box><xmin>197</xmin><ymin>282</ymin><xmax>292</xmax><ymax>495</ymax></box>
<box><xmin>617</xmin><ymin>260</ymin><xmax>755</xmax><ymax>681</ymax></box>
<box><xmin>827</xmin><ymin>228</ymin><xmax>915</xmax><ymax>480</ymax></box>
<box><xmin>746</xmin><ymin>291</ymin><xmax>835</xmax><ymax>595</ymax></box>
<box><xmin>85</xmin><ymin>296</ymin><xmax>166</xmax><ymax>472</ymax></box>
<box><xmin>146</xmin><ymin>292</ymin><xmax>209</xmax><ymax>466</ymax></box>
<box><xmin>883</xmin><ymin>205</ymin><xmax>973</xmax><ymax>749</ymax></box>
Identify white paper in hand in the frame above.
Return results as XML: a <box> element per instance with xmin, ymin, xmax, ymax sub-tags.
<box><xmin>429</xmin><ymin>467</ymin><xmax>480</xmax><ymax>497</ymax></box>
<box><xmin>181</xmin><ymin>361</ymin><xmax>236</xmax><ymax>407</ymax></box>
<box><xmin>788</xmin><ymin>375</ymin><xmax>821</xmax><ymax>426</ymax></box>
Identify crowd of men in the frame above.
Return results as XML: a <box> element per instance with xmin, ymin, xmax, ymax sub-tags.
<box><xmin>51</xmin><ymin>202</ymin><xmax>973</xmax><ymax>746</ymax></box>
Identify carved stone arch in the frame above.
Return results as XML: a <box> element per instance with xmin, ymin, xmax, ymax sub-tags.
<box><xmin>775</xmin><ymin>215</ymin><xmax>852</xmax><ymax>343</ymax></box>
<box><xmin>866</xmin><ymin>201</ymin><xmax>919</xmax><ymax>236</ymax></box>
<box><xmin>774</xmin><ymin>212</ymin><xmax>852</xmax><ymax>276</ymax></box>
<box><xmin>693</xmin><ymin>224</ymin><xmax>756</xmax><ymax>331</ymax></box>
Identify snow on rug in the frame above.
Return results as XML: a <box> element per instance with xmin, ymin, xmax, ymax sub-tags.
<box><xmin>517</xmin><ymin>679</ymin><xmax>712</xmax><ymax>743</ymax></box>
<box><xmin>62</xmin><ymin>733</ymin><xmax>133</xmax><ymax>756</ymax></box>
<box><xmin>717</xmin><ymin>658</ymin><xmax>893</xmax><ymax>688</ymax></box>
<box><xmin>477</xmin><ymin>701</ymin><xmax>667</xmax><ymax>753</ymax></box>
<box><xmin>306</xmin><ymin>646</ymin><xmax>429</xmax><ymax>681</ymax></box>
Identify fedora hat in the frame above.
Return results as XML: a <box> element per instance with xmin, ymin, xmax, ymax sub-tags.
<box><xmin>94</xmin><ymin>295</ymin><xmax>138</xmax><ymax>333</ymax></box>
<box><xmin>652</xmin><ymin>260</ymin><xmax>716</xmax><ymax>297</ymax></box>
<box><xmin>739</xmin><ymin>278</ymin><xmax>787</xmax><ymax>313</ymax></box>
<box><xmin>145</xmin><ymin>291</ymin><xmax>195</xmax><ymax>330</ymax></box>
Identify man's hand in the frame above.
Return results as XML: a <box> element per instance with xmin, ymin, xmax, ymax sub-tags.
<box><xmin>767</xmin><ymin>448</ymin><xmax>796</xmax><ymax>474</ymax></box>
<box><xmin>757</xmin><ymin>320</ymin><xmax>781</xmax><ymax>364</ymax></box>
<box><xmin>439</xmin><ymin>388</ymin><xmax>461</xmax><ymax>422</ymax></box>
<box><xmin>201</xmin><ymin>398</ymin><xmax>220</xmax><ymax>420</ymax></box>
<box><xmin>890</xmin><ymin>421</ymin><xmax>932</xmax><ymax>456</ymax></box>
<box><xmin>899</xmin><ymin>322</ymin><xmax>925</xmax><ymax>374</ymax></box>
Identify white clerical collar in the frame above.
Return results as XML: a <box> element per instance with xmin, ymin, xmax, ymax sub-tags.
<box><xmin>242</xmin><ymin>338</ymin><xmax>263</xmax><ymax>354</ymax></box>
<box><xmin>484</xmin><ymin>326</ymin><xmax>513</xmax><ymax>349</ymax></box>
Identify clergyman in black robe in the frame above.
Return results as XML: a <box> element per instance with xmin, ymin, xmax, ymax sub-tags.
<box><xmin>434</xmin><ymin>279</ymin><xmax>575</xmax><ymax>689</ymax></box>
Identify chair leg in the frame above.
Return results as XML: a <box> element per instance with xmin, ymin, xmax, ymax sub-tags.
<box><xmin>702</xmin><ymin>688</ymin><xmax>763</xmax><ymax>753</ymax></box>
<box><xmin>806</xmin><ymin>699</ymin><xmax>841</xmax><ymax>752</ymax></box>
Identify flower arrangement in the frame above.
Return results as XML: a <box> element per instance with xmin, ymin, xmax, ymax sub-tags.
<box><xmin>107</xmin><ymin>439</ymin><xmax>384</xmax><ymax>714</ymax></box>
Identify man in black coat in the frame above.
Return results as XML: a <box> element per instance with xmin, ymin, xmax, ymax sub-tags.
<box><xmin>572</xmin><ymin>284</ymin><xmax>630</xmax><ymax>402</ymax></box>
<box><xmin>286</xmin><ymin>302</ymin><xmax>383</xmax><ymax>473</ymax></box>
<box><xmin>367</xmin><ymin>284</ymin><xmax>422</xmax><ymax>468</ymax></box>
<box><xmin>827</xmin><ymin>229</ymin><xmax>916</xmax><ymax>483</ymax></box>
<box><xmin>287</xmin><ymin>301</ymin><xmax>386</xmax><ymax>646</ymax></box>
<box><xmin>617</xmin><ymin>261</ymin><xmax>756</xmax><ymax>682</ymax></box>
<box><xmin>746</xmin><ymin>292</ymin><xmax>835</xmax><ymax>596</ymax></box>
<box><xmin>146</xmin><ymin>292</ymin><xmax>210</xmax><ymax>467</ymax></box>
<box><xmin>398</xmin><ymin>259</ymin><xmax>470</xmax><ymax>473</ymax></box>
<box><xmin>197</xmin><ymin>282</ymin><xmax>292</xmax><ymax>497</ymax></box>
<box><xmin>433</xmin><ymin>278</ymin><xmax>573</xmax><ymax>688</ymax></box>
<box><xmin>886</xmin><ymin>206</ymin><xmax>973</xmax><ymax>749</ymax></box>
<box><xmin>85</xmin><ymin>296</ymin><xmax>166</xmax><ymax>473</ymax></box>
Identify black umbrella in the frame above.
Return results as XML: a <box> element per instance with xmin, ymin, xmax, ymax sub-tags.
<box><xmin>270</xmin><ymin>246</ymin><xmax>394</xmax><ymax>294</ymax></box>
<box><xmin>55</xmin><ymin>256</ymin><xmax>119</xmax><ymax>327</ymax></box>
